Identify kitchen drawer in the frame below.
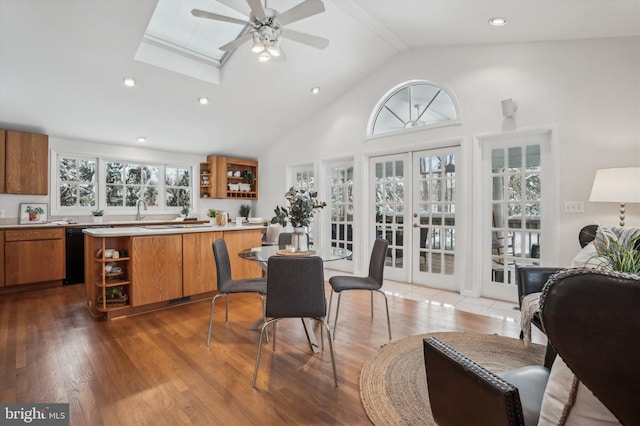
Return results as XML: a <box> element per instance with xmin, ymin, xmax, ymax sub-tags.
<box><xmin>5</xmin><ymin>228</ymin><xmax>64</xmax><ymax>241</ymax></box>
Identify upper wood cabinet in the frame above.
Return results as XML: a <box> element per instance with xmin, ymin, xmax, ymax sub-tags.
<box><xmin>1</xmin><ymin>129</ymin><xmax>49</xmax><ymax>195</ymax></box>
<box><xmin>200</xmin><ymin>156</ymin><xmax>258</xmax><ymax>199</ymax></box>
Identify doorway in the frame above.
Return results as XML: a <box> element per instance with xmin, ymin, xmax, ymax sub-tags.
<box><xmin>370</xmin><ymin>146</ymin><xmax>461</xmax><ymax>290</ymax></box>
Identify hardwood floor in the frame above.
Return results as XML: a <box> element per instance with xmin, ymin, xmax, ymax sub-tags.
<box><xmin>0</xmin><ymin>282</ymin><xmax>540</xmax><ymax>425</ymax></box>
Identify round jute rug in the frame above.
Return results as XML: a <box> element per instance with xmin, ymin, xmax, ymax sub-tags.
<box><xmin>359</xmin><ymin>332</ymin><xmax>546</xmax><ymax>426</ymax></box>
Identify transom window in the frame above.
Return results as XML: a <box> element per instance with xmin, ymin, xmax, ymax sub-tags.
<box><xmin>370</xmin><ymin>81</ymin><xmax>458</xmax><ymax>136</ymax></box>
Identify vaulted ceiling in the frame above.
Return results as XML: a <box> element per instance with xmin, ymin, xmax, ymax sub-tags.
<box><xmin>1</xmin><ymin>0</ymin><xmax>638</xmax><ymax>156</ymax></box>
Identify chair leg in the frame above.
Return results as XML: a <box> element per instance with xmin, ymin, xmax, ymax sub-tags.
<box><xmin>332</xmin><ymin>293</ymin><xmax>342</xmax><ymax>339</ymax></box>
<box><xmin>207</xmin><ymin>293</ymin><xmax>224</xmax><ymax>346</ymax></box>
<box><xmin>370</xmin><ymin>291</ymin><xmax>374</xmax><ymax>318</ymax></box>
<box><xmin>327</xmin><ymin>289</ymin><xmax>334</xmax><ymax>326</ymax></box>
<box><xmin>260</xmin><ymin>294</ymin><xmax>269</xmax><ymax>342</ymax></box>
<box><xmin>272</xmin><ymin>320</ymin><xmax>277</xmax><ymax>352</ymax></box>
<box><xmin>321</xmin><ymin>319</ymin><xmax>338</xmax><ymax>387</ymax></box>
<box><xmin>375</xmin><ymin>289</ymin><xmax>392</xmax><ymax>341</ymax></box>
<box><xmin>225</xmin><ymin>295</ymin><xmax>229</xmax><ymax>322</ymax></box>
<box><xmin>253</xmin><ymin>318</ymin><xmax>277</xmax><ymax>388</ymax></box>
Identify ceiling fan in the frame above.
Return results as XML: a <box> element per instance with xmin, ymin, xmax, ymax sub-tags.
<box><xmin>191</xmin><ymin>0</ymin><xmax>329</xmax><ymax>62</ymax></box>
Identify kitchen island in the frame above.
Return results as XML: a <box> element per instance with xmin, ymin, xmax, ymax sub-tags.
<box><xmin>84</xmin><ymin>224</ymin><xmax>265</xmax><ymax>319</ymax></box>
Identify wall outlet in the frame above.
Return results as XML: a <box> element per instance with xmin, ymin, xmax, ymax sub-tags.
<box><xmin>564</xmin><ymin>201</ymin><xmax>584</xmax><ymax>213</ymax></box>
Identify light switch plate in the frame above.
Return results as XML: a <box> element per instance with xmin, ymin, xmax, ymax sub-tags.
<box><xmin>564</xmin><ymin>201</ymin><xmax>584</xmax><ymax>213</ymax></box>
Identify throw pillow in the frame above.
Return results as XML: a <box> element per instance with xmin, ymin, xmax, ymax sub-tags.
<box><xmin>569</xmin><ymin>242</ymin><xmax>601</xmax><ymax>268</ymax></box>
<box><xmin>538</xmin><ymin>356</ymin><xmax>620</xmax><ymax>425</ymax></box>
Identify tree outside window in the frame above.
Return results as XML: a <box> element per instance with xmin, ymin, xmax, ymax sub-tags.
<box><xmin>58</xmin><ymin>156</ymin><xmax>97</xmax><ymax>207</ymax></box>
<box><xmin>106</xmin><ymin>161</ymin><xmax>159</xmax><ymax>207</ymax></box>
<box><xmin>165</xmin><ymin>166</ymin><xmax>191</xmax><ymax>208</ymax></box>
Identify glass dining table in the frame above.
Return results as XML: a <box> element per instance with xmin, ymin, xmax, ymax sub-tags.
<box><xmin>238</xmin><ymin>245</ymin><xmax>352</xmax><ymax>353</ymax></box>
<box><xmin>238</xmin><ymin>245</ymin><xmax>352</xmax><ymax>264</ymax></box>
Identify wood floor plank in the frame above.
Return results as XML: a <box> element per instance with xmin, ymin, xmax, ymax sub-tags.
<box><xmin>0</xmin><ymin>282</ymin><xmax>543</xmax><ymax>425</ymax></box>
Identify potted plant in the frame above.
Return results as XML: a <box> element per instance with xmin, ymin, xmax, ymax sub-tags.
<box><xmin>26</xmin><ymin>205</ymin><xmax>44</xmax><ymax>222</ymax></box>
<box><xmin>242</xmin><ymin>170</ymin><xmax>255</xmax><ymax>186</ymax></box>
<box><xmin>240</xmin><ymin>204</ymin><xmax>251</xmax><ymax>220</ymax></box>
<box><xmin>92</xmin><ymin>209</ymin><xmax>104</xmax><ymax>223</ymax></box>
<box><xmin>593</xmin><ymin>226</ymin><xmax>640</xmax><ymax>274</ymax></box>
<box><xmin>272</xmin><ymin>187</ymin><xmax>326</xmax><ymax>251</ymax></box>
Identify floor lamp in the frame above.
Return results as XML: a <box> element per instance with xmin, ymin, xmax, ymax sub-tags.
<box><xmin>589</xmin><ymin>167</ymin><xmax>640</xmax><ymax>226</ymax></box>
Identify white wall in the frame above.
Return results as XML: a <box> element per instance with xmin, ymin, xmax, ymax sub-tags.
<box><xmin>257</xmin><ymin>37</ymin><xmax>640</xmax><ymax>278</ymax></box>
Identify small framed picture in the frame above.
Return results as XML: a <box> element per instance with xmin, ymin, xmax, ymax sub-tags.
<box><xmin>19</xmin><ymin>203</ymin><xmax>48</xmax><ymax>224</ymax></box>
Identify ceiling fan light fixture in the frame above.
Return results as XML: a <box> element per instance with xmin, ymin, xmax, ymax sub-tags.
<box><xmin>251</xmin><ymin>32</ymin><xmax>265</xmax><ymax>53</ymax></box>
<box><xmin>258</xmin><ymin>51</ymin><xmax>271</xmax><ymax>62</ymax></box>
<box><xmin>267</xmin><ymin>38</ymin><xmax>281</xmax><ymax>57</ymax></box>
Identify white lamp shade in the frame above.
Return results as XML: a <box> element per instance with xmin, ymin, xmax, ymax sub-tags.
<box><xmin>589</xmin><ymin>167</ymin><xmax>640</xmax><ymax>203</ymax></box>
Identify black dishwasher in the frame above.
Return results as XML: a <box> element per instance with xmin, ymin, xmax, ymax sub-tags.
<box><xmin>64</xmin><ymin>227</ymin><xmax>86</xmax><ymax>285</ymax></box>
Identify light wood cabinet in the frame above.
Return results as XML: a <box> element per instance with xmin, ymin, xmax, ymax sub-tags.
<box><xmin>0</xmin><ymin>130</ymin><xmax>5</xmax><ymax>193</ymax></box>
<box><xmin>202</xmin><ymin>156</ymin><xmax>258</xmax><ymax>199</ymax></box>
<box><xmin>4</xmin><ymin>228</ymin><xmax>64</xmax><ymax>285</ymax></box>
<box><xmin>131</xmin><ymin>235</ymin><xmax>183</xmax><ymax>306</ymax></box>
<box><xmin>182</xmin><ymin>231</ymin><xmax>222</xmax><ymax>296</ymax></box>
<box><xmin>0</xmin><ymin>231</ymin><xmax>4</xmax><ymax>287</ymax></box>
<box><xmin>223</xmin><ymin>229</ymin><xmax>264</xmax><ymax>280</ymax></box>
<box><xmin>1</xmin><ymin>129</ymin><xmax>49</xmax><ymax>195</ymax></box>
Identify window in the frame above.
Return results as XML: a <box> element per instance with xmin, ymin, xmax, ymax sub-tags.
<box><xmin>165</xmin><ymin>166</ymin><xmax>191</xmax><ymax>208</ymax></box>
<box><xmin>329</xmin><ymin>164</ymin><xmax>354</xmax><ymax>255</ymax></box>
<box><xmin>56</xmin><ymin>154</ymin><xmax>192</xmax><ymax>213</ymax></box>
<box><xmin>106</xmin><ymin>162</ymin><xmax>160</xmax><ymax>207</ymax></box>
<box><xmin>490</xmin><ymin>145</ymin><xmax>542</xmax><ymax>276</ymax></box>
<box><xmin>370</xmin><ymin>80</ymin><xmax>458</xmax><ymax>136</ymax></box>
<box><xmin>58</xmin><ymin>155</ymin><xmax>97</xmax><ymax>207</ymax></box>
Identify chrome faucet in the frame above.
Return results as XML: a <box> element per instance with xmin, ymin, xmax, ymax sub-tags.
<box><xmin>136</xmin><ymin>199</ymin><xmax>147</xmax><ymax>221</ymax></box>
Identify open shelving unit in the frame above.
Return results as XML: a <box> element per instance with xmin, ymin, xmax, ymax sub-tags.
<box><xmin>200</xmin><ymin>156</ymin><xmax>258</xmax><ymax>199</ymax></box>
<box><xmin>86</xmin><ymin>235</ymin><xmax>132</xmax><ymax>316</ymax></box>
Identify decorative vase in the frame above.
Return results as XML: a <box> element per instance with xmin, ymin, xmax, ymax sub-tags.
<box><xmin>292</xmin><ymin>227</ymin><xmax>308</xmax><ymax>252</ymax></box>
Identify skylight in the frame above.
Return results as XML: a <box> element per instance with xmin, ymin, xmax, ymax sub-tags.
<box><xmin>135</xmin><ymin>0</ymin><xmax>248</xmax><ymax>84</ymax></box>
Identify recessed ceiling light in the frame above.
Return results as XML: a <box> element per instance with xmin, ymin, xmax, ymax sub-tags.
<box><xmin>137</xmin><ymin>137</ymin><xmax>146</xmax><ymax>143</ymax></box>
<box><xmin>123</xmin><ymin>77</ymin><xmax>136</xmax><ymax>87</ymax></box>
<box><xmin>488</xmin><ymin>17</ymin><xmax>507</xmax><ymax>26</ymax></box>
<box><xmin>311</xmin><ymin>87</ymin><xmax>320</xmax><ymax>95</ymax></box>
<box><xmin>198</xmin><ymin>97</ymin><xmax>209</xmax><ymax>105</ymax></box>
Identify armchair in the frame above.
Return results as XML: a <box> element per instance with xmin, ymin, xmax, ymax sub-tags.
<box><xmin>423</xmin><ymin>268</ymin><xmax>640</xmax><ymax>426</ymax></box>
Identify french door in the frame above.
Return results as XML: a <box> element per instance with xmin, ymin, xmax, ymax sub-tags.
<box><xmin>370</xmin><ymin>147</ymin><xmax>461</xmax><ymax>289</ymax></box>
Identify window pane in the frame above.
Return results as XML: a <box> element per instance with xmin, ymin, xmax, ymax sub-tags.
<box><xmin>60</xmin><ymin>183</ymin><xmax>77</xmax><ymax>206</ymax></box>
<box><xmin>59</xmin><ymin>158</ymin><xmax>77</xmax><ymax>181</ymax></box>
<box><xmin>106</xmin><ymin>163</ymin><xmax>123</xmax><ymax>184</ymax></box>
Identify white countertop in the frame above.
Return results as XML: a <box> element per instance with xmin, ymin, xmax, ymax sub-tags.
<box><xmin>83</xmin><ymin>223</ymin><xmax>265</xmax><ymax>237</ymax></box>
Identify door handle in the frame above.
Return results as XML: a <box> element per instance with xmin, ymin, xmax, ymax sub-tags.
<box><xmin>413</xmin><ymin>223</ymin><xmax>419</xmax><ymax>228</ymax></box>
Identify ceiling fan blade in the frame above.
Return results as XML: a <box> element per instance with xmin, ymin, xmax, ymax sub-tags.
<box><xmin>214</xmin><ymin>0</ymin><xmax>251</xmax><ymax>17</ymax></box>
<box><xmin>247</xmin><ymin>0</ymin><xmax>267</xmax><ymax>20</ymax></box>
<box><xmin>191</xmin><ymin>9</ymin><xmax>249</xmax><ymax>26</ymax></box>
<box><xmin>276</xmin><ymin>0</ymin><xmax>325</xmax><ymax>26</ymax></box>
<box><xmin>219</xmin><ymin>32</ymin><xmax>253</xmax><ymax>51</ymax></box>
<box><xmin>281</xmin><ymin>28</ymin><xmax>329</xmax><ymax>49</ymax></box>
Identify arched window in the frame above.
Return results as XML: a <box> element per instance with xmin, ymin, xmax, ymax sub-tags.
<box><xmin>369</xmin><ymin>80</ymin><xmax>459</xmax><ymax>136</ymax></box>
